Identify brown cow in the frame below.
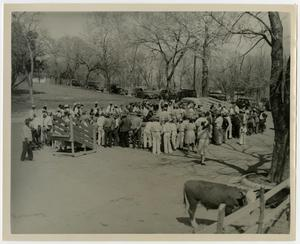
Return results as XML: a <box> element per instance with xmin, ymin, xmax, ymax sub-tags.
<box><xmin>183</xmin><ymin>180</ymin><xmax>256</xmax><ymax>230</ymax></box>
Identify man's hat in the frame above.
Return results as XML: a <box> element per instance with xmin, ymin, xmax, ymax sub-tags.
<box><xmin>25</xmin><ymin>118</ymin><xmax>31</xmax><ymax>123</ymax></box>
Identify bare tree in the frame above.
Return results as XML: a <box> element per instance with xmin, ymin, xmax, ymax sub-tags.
<box><xmin>135</xmin><ymin>13</ymin><xmax>192</xmax><ymax>91</ymax></box>
<box><xmin>12</xmin><ymin>12</ymin><xmax>41</xmax><ymax>104</ymax></box>
<box><xmin>211</xmin><ymin>12</ymin><xmax>290</xmax><ymax>183</ymax></box>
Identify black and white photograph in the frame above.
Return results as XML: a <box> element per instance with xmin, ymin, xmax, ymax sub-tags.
<box><xmin>3</xmin><ymin>3</ymin><xmax>296</xmax><ymax>240</ymax></box>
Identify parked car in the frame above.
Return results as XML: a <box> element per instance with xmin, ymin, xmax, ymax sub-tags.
<box><xmin>159</xmin><ymin>89</ymin><xmax>177</xmax><ymax>100</ymax></box>
<box><xmin>117</xmin><ymin>87</ymin><xmax>128</xmax><ymax>95</ymax></box>
<box><xmin>110</xmin><ymin>84</ymin><xmax>128</xmax><ymax>95</ymax></box>
<box><xmin>71</xmin><ymin>79</ymin><xmax>81</xmax><ymax>87</ymax></box>
<box><xmin>209</xmin><ymin>92</ymin><xmax>227</xmax><ymax>101</ymax></box>
<box><xmin>87</xmin><ymin>81</ymin><xmax>104</xmax><ymax>92</ymax></box>
<box><xmin>136</xmin><ymin>89</ymin><xmax>145</xmax><ymax>98</ymax></box>
<box><xmin>176</xmin><ymin>89</ymin><xmax>197</xmax><ymax>100</ymax></box>
<box><xmin>132</xmin><ymin>87</ymin><xmax>144</xmax><ymax>97</ymax></box>
<box><xmin>235</xmin><ymin>97</ymin><xmax>251</xmax><ymax>109</ymax></box>
<box><xmin>137</xmin><ymin>90</ymin><xmax>160</xmax><ymax>99</ymax></box>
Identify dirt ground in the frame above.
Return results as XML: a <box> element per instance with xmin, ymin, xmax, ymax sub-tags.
<box><xmin>10</xmin><ymin>84</ymin><xmax>289</xmax><ymax>234</ymax></box>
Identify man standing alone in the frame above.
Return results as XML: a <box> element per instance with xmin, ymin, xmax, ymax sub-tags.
<box><xmin>20</xmin><ymin>118</ymin><xmax>33</xmax><ymax>161</ymax></box>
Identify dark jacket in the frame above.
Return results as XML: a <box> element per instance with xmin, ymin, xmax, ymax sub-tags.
<box><xmin>119</xmin><ymin>117</ymin><xmax>132</xmax><ymax>132</ymax></box>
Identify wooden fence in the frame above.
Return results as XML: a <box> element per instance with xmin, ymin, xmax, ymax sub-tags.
<box><xmin>51</xmin><ymin>116</ymin><xmax>96</xmax><ymax>157</ymax></box>
<box><xmin>198</xmin><ymin>179</ymin><xmax>290</xmax><ymax>234</ymax></box>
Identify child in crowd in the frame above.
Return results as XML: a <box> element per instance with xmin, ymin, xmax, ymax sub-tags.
<box><xmin>239</xmin><ymin>123</ymin><xmax>247</xmax><ymax>145</ymax></box>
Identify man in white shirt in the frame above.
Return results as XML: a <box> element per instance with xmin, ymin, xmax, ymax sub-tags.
<box><xmin>93</xmin><ymin>102</ymin><xmax>99</xmax><ymax>115</ymax></box>
<box><xmin>234</xmin><ymin>104</ymin><xmax>240</xmax><ymax>114</ymax></box>
<box><xmin>41</xmin><ymin>112</ymin><xmax>53</xmax><ymax>145</ymax></box>
<box><xmin>162</xmin><ymin>120</ymin><xmax>173</xmax><ymax>154</ymax></box>
<box><xmin>151</xmin><ymin>117</ymin><xmax>163</xmax><ymax>155</ymax></box>
<box><xmin>28</xmin><ymin>105</ymin><xmax>37</xmax><ymax>119</ymax></box>
<box><xmin>97</xmin><ymin>113</ymin><xmax>106</xmax><ymax>146</ymax></box>
<box><xmin>142</xmin><ymin>106</ymin><xmax>149</xmax><ymax>118</ymax></box>
<box><xmin>106</xmin><ymin>103</ymin><xmax>114</xmax><ymax>113</ymax></box>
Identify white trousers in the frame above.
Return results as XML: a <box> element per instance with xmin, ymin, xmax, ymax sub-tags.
<box><xmin>152</xmin><ymin>132</ymin><xmax>161</xmax><ymax>155</ymax></box>
<box><xmin>163</xmin><ymin>132</ymin><xmax>172</xmax><ymax>154</ymax></box>
<box><xmin>98</xmin><ymin>127</ymin><xmax>105</xmax><ymax>146</ymax></box>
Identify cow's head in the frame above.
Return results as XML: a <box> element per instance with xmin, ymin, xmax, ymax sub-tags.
<box><xmin>245</xmin><ymin>189</ymin><xmax>257</xmax><ymax>204</ymax></box>
<box><xmin>237</xmin><ymin>189</ymin><xmax>257</xmax><ymax>207</ymax></box>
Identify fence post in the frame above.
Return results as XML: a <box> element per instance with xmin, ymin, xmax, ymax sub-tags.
<box><xmin>93</xmin><ymin>125</ymin><xmax>96</xmax><ymax>151</ymax></box>
<box><xmin>217</xmin><ymin>203</ymin><xmax>226</xmax><ymax>233</ymax></box>
<box><xmin>70</xmin><ymin>117</ymin><xmax>75</xmax><ymax>156</ymax></box>
<box><xmin>257</xmin><ymin>187</ymin><xmax>265</xmax><ymax>233</ymax></box>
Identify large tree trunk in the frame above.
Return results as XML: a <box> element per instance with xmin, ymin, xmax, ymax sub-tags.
<box><xmin>165</xmin><ymin>64</ymin><xmax>171</xmax><ymax>91</ymax></box>
<box><xmin>25</xmin><ymin>38</ymin><xmax>34</xmax><ymax>105</ymax></box>
<box><xmin>193</xmin><ymin>54</ymin><xmax>197</xmax><ymax>92</ymax></box>
<box><xmin>105</xmin><ymin>72</ymin><xmax>111</xmax><ymax>93</ymax></box>
<box><xmin>202</xmin><ymin>22</ymin><xmax>209</xmax><ymax>97</ymax></box>
<box><xmin>268</xmin><ymin>12</ymin><xmax>290</xmax><ymax>183</ymax></box>
<box><xmin>85</xmin><ymin>70</ymin><xmax>91</xmax><ymax>87</ymax></box>
<box><xmin>28</xmin><ymin>51</ymin><xmax>34</xmax><ymax>105</ymax></box>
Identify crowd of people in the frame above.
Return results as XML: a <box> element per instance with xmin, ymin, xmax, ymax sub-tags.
<box><xmin>21</xmin><ymin>99</ymin><xmax>268</xmax><ymax>164</ymax></box>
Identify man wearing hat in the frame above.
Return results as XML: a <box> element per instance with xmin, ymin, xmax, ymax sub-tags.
<box><xmin>92</xmin><ymin>102</ymin><xmax>99</xmax><ymax>115</ymax></box>
<box><xmin>106</xmin><ymin>103</ymin><xmax>114</xmax><ymax>113</ymax></box>
<box><xmin>42</xmin><ymin>105</ymin><xmax>48</xmax><ymax>114</ymax></box>
<box><xmin>29</xmin><ymin>104</ymin><xmax>37</xmax><ymax>119</ymax></box>
<box><xmin>20</xmin><ymin>118</ymin><xmax>33</xmax><ymax>161</ymax></box>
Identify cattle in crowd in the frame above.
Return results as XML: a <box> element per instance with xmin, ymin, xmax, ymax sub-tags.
<box><xmin>183</xmin><ymin>180</ymin><xmax>256</xmax><ymax>230</ymax></box>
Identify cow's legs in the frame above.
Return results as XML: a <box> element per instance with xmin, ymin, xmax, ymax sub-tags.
<box><xmin>188</xmin><ymin>202</ymin><xmax>198</xmax><ymax>229</ymax></box>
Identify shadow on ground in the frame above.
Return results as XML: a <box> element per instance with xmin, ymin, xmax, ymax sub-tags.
<box><xmin>176</xmin><ymin>217</ymin><xmax>215</xmax><ymax>227</ymax></box>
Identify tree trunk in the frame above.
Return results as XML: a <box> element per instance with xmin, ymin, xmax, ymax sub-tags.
<box><xmin>25</xmin><ymin>37</ymin><xmax>34</xmax><ymax>105</ymax></box>
<box><xmin>202</xmin><ymin>22</ymin><xmax>209</xmax><ymax>97</ymax></box>
<box><xmin>85</xmin><ymin>70</ymin><xmax>91</xmax><ymax>87</ymax></box>
<box><xmin>105</xmin><ymin>72</ymin><xmax>111</xmax><ymax>93</ymax></box>
<box><xmin>193</xmin><ymin>54</ymin><xmax>197</xmax><ymax>91</ymax></box>
<box><xmin>165</xmin><ymin>64</ymin><xmax>170</xmax><ymax>91</ymax></box>
<box><xmin>268</xmin><ymin>12</ymin><xmax>290</xmax><ymax>183</ymax></box>
<box><xmin>202</xmin><ymin>55</ymin><xmax>209</xmax><ymax>96</ymax></box>
<box><xmin>28</xmin><ymin>51</ymin><xmax>34</xmax><ymax>105</ymax></box>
